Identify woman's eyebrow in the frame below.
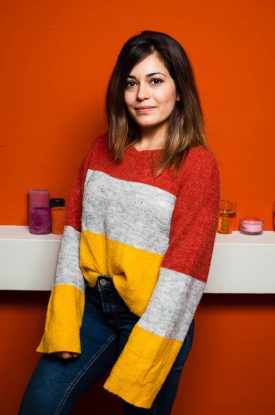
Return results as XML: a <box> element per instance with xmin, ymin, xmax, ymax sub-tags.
<box><xmin>127</xmin><ymin>72</ymin><xmax>167</xmax><ymax>79</ymax></box>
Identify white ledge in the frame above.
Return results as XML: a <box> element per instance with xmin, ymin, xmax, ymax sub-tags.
<box><xmin>0</xmin><ymin>226</ymin><xmax>274</xmax><ymax>293</ymax></box>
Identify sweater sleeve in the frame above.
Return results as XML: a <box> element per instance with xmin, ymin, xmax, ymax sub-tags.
<box><xmin>36</xmin><ymin>139</ymin><xmax>96</xmax><ymax>354</ymax></box>
<box><xmin>103</xmin><ymin>149</ymin><xmax>220</xmax><ymax>408</ymax></box>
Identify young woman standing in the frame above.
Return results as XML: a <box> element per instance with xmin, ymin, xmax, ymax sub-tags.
<box><xmin>19</xmin><ymin>30</ymin><xmax>220</xmax><ymax>414</ymax></box>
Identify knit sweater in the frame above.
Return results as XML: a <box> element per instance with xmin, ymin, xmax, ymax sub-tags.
<box><xmin>37</xmin><ymin>132</ymin><xmax>220</xmax><ymax>409</ymax></box>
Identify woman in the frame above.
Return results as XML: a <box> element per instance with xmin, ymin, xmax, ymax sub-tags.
<box><xmin>19</xmin><ymin>30</ymin><xmax>220</xmax><ymax>414</ymax></box>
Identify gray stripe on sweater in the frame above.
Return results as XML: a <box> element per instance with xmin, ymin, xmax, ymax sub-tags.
<box><xmin>55</xmin><ymin>225</ymin><xmax>85</xmax><ymax>292</ymax></box>
<box><xmin>82</xmin><ymin>169</ymin><xmax>176</xmax><ymax>255</ymax></box>
<box><xmin>137</xmin><ymin>267</ymin><xmax>205</xmax><ymax>341</ymax></box>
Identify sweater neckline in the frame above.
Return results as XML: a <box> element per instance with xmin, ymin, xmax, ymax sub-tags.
<box><xmin>127</xmin><ymin>144</ymin><xmax>163</xmax><ymax>154</ymax></box>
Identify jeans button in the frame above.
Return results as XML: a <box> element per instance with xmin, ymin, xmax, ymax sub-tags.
<box><xmin>99</xmin><ymin>278</ymin><xmax>107</xmax><ymax>286</ymax></box>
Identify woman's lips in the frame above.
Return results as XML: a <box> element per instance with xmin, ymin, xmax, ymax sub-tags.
<box><xmin>135</xmin><ymin>107</ymin><xmax>155</xmax><ymax>113</ymax></box>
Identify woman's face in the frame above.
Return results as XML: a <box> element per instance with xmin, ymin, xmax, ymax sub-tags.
<box><xmin>124</xmin><ymin>53</ymin><xmax>180</xmax><ymax>135</ymax></box>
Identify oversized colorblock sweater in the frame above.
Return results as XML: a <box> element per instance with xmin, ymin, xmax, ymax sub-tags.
<box><xmin>37</xmin><ymin>132</ymin><xmax>220</xmax><ymax>409</ymax></box>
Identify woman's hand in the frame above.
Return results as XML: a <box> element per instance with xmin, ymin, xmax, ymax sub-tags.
<box><xmin>55</xmin><ymin>352</ymin><xmax>78</xmax><ymax>359</ymax></box>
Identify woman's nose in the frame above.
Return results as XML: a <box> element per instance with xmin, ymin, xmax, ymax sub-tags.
<box><xmin>136</xmin><ymin>82</ymin><xmax>150</xmax><ymax>100</ymax></box>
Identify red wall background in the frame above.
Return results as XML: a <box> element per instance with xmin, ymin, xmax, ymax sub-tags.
<box><xmin>0</xmin><ymin>1</ymin><xmax>274</xmax><ymax>414</ymax></box>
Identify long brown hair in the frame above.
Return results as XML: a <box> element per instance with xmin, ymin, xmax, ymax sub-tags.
<box><xmin>105</xmin><ymin>30</ymin><xmax>208</xmax><ymax>178</ymax></box>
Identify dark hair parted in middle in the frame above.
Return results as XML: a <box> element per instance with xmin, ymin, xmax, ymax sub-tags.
<box><xmin>105</xmin><ymin>30</ymin><xmax>208</xmax><ymax>177</ymax></box>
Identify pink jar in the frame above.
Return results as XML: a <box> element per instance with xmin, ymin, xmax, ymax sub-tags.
<box><xmin>28</xmin><ymin>189</ymin><xmax>51</xmax><ymax>234</ymax></box>
<box><xmin>239</xmin><ymin>217</ymin><xmax>264</xmax><ymax>235</ymax></box>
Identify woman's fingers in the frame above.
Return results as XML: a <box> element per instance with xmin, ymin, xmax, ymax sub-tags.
<box><xmin>55</xmin><ymin>351</ymin><xmax>78</xmax><ymax>359</ymax></box>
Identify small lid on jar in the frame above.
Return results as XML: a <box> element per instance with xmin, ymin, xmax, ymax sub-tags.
<box><xmin>49</xmin><ymin>198</ymin><xmax>65</xmax><ymax>208</ymax></box>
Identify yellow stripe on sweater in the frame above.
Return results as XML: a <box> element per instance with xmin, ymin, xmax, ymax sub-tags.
<box><xmin>36</xmin><ymin>285</ymin><xmax>85</xmax><ymax>354</ymax></box>
<box><xmin>103</xmin><ymin>325</ymin><xmax>182</xmax><ymax>408</ymax></box>
<box><xmin>80</xmin><ymin>230</ymin><xmax>163</xmax><ymax>316</ymax></box>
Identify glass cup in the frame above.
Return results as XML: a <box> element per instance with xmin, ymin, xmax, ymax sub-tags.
<box><xmin>217</xmin><ymin>200</ymin><xmax>236</xmax><ymax>234</ymax></box>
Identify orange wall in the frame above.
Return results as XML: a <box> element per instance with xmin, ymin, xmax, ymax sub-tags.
<box><xmin>0</xmin><ymin>0</ymin><xmax>275</xmax><ymax>228</ymax></box>
<box><xmin>1</xmin><ymin>1</ymin><xmax>275</xmax><ymax>414</ymax></box>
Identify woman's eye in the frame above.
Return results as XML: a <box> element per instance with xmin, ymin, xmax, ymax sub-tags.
<box><xmin>151</xmin><ymin>78</ymin><xmax>163</xmax><ymax>85</ymax></box>
<box><xmin>125</xmin><ymin>80</ymin><xmax>136</xmax><ymax>88</ymax></box>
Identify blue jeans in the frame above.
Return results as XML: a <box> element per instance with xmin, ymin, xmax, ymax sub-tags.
<box><xmin>19</xmin><ymin>275</ymin><xmax>194</xmax><ymax>414</ymax></box>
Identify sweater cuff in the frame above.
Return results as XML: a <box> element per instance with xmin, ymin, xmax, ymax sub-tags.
<box><xmin>103</xmin><ymin>325</ymin><xmax>182</xmax><ymax>409</ymax></box>
<box><xmin>36</xmin><ymin>284</ymin><xmax>85</xmax><ymax>354</ymax></box>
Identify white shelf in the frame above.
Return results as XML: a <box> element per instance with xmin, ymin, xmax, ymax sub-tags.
<box><xmin>0</xmin><ymin>226</ymin><xmax>274</xmax><ymax>293</ymax></box>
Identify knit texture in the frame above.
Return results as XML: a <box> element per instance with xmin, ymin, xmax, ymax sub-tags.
<box><xmin>37</xmin><ymin>132</ymin><xmax>220</xmax><ymax>408</ymax></box>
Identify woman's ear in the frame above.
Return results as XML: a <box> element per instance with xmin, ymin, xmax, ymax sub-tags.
<box><xmin>176</xmin><ymin>92</ymin><xmax>181</xmax><ymax>102</ymax></box>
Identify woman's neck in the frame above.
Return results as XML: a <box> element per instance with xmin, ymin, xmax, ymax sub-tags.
<box><xmin>136</xmin><ymin>125</ymin><xmax>168</xmax><ymax>150</ymax></box>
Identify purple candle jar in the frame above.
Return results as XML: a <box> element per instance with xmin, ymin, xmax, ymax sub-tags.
<box><xmin>28</xmin><ymin>189</ymin><xmax>51</xmax><ymax>234</ymax></box>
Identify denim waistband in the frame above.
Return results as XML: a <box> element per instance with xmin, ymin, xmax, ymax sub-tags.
<box><xmin>96</xmin><ymin>274</ymin><xmax>113</xmax><ymax>288</ymax></box>
<box><xmin>97</xmin><ymin>274</ymin><xmax>112</xmax><ymax>278</ymax></box>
